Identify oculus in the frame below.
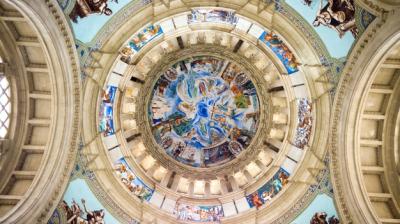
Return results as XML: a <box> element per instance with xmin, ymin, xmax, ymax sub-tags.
<box><xmin>149</xmin><ymin>56</ymin><xmax>260</xmax><ymax>167</ymax></box>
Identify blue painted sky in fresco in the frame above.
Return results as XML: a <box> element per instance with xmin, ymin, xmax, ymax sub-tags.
<box><xmin>291</xmin><ymin>193</ymin><xmax>338</xmax><ymax>223</ymax></box>
<box><xmin>63</xmin><ymin>179</ymin><xmax>121</xmax><ymax>224</ymax></box>
<box><xmin>285</xmin><ymin>0</ymin><xmax>355</xmax><ymax>58</ymax></box>
<box><xmin>71</xmin><ymin>0</ymin><xmax>131</xmax><ymax>43</ymax></box>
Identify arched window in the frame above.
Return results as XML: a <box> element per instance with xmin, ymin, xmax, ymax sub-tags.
<box><xmin>0</xmin><ymin>73</ymin><xmax>10</xmax><ymax>138</ymax></box>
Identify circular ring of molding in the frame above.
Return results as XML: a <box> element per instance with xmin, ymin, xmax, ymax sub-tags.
<box><xmin>134</xmin><ymin>45</ymin><xmax>272</xmax><ymax>179</ymax></box>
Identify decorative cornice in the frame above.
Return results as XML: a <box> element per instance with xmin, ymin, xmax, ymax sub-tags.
<box><xmin>36</xmin><ymin>0</ymin><xmax>81</xmax><ymax>223</ymax></box>
<box><xmin>329</xmin><ymin>12</ymin><xmax>387</xmax><ymax>223</ymax></box>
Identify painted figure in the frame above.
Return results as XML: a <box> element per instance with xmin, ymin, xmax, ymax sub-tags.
<box><xmin>81</xmin><ymin>199</ymin><xmax>105</xmax><ymax>224</ymax></box>
<box><xmin>99</xmin><ymin>86</ymin><xmax>117</xmax><ymax>136</ymax></box>
<box><xmin>272</xmin><ymin>178</ymin><xmax>283</xmax><ymax>193</ymax></box>
<box><xmin>188</xmin><ymin>9</ymin><xmax>238</xmax><ymax>24</ymax></box>
<box><xmin>312</xmin><ymin>0</ymin><xmax>358</xmax><ymax>38</ymax></box>
<box><xmin>279</xmin><ymin>171</ymin><xmax>289</xmax><ymax>186</ymax></box>
<box><xmin>261</xmin><ymin>188</ymin><xmax>274</xmax><ymax>203</ymax></box>
<box><xmin>294</xmin><ymin>99</ymin><xmax>313</xmax><ymax>149</ymax></box>
<box><xmin>62</xmin><ymin>198</ymin><xmax>106</xmax><ymax>224</ymax></box>
<box><xmin>328</xmin><ymin>215</ymin><xmax>340</xmax><ymax>224</ymax></box>
<box><xmin>69</xmin><ymin>0</ymin><xmax>118</xmax><ymax>23</ymax></box>
<box><xmin>260</xmin><ymin>32</ymin><xmax>300</xmax><ymax>74</ymax></box>
<box><xmin>252</xmin><ymin>192</ymin><xmax>264</xmax><ymax>208</ymax></box>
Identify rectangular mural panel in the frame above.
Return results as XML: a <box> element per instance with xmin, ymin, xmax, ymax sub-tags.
<box><xmin>99</xmin><ymin>86</ymin><xmax>117</xmax><ymax>136</ymax></box>
<box><xmin>259</xmin><ymin>31</ymin><xmax>300</xmax><ymax>74</ymax></box>
<box><xmin>174</xmin><ymin>203</ymin><xmax>224</xmax><ymax>222</ymax></box>
<box><xmin>188</xmin><ymin>9</ymin><xmax>238</xmax><ymax>25</ymax></box>
<box><xmin>285</xmin><ymin>0</ymin><xmax>356</xmax><ymax>58</ymax></box>
<box><xmin>246</xmin><ymin>167</ymin><xmax>290</xmax><ymax>208</ymax></box>
<box><xmin>294</xmin><ymin>98</ymin><xmax>312</xmax><ymax>149</ymax></box>
<box><xmin>127</xmin><ymin>24</ymin><xmax>163</xmax><ymax>52</ymax></box>
<box><xmin>114</xmin><ymin>157</ymin><xmax>154</xmax><ymax>201</ymax></box>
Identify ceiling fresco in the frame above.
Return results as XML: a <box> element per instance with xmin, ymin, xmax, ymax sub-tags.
<box><xmin>68</xmin><ymin>0</ymin><xmax>133</xmax><ymax>43</ymax></box>
<box><xmin>291</xmin><ymin>193</ymin><xmax>339</xmax><ymax>224</ymax></box>
<box><xmin>58</xmin><ymin>0</ymin><xmax>375</xmax><ymax>60</ymax></box>
<box><xmin>149</xmin><ymin>56</ymin><xmax>260</xmax><ymax>167</ymax></box>
<box><xmin>285</xmin><ymin>0</ymin><xmax>357</xmax><ymax>58</ymax></box>
<box><xmin>48</xmin><ymin>178</ymin><xmax>122</xmax><ymax>224</ymax></box>
<box><xmin>49</xmin><ymin>0</ymin><xmax>379</xmax><ymax>223</ymax></box>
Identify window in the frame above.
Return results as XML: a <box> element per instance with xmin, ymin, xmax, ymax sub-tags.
<box><xmin>0</xmin><ymin>76</ymin><xmax>11</xmax><ymax>138</ymax></box>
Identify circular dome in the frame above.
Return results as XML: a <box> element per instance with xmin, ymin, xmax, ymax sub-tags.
<box><xmin>80</xmin><ymin>4</ymin><xmax>331</xmax><ymax>223</ymax></box>
<box><xmin>149</xmin><ymin>56</ymin><xmax>260</xmax><ymax>167</ymax></box>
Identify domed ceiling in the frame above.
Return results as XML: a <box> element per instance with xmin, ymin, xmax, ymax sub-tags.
<box><xmin>38</xmin><ymin>0</ymin><xmax>389</xmax><ymax>223</ymax></box>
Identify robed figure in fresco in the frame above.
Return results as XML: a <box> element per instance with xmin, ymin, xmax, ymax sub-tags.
<box><xmin>312</xmin><ymin>0</ymin><xmax>358</xmax><ymax>38</ymax></box>
<box><xmin>310</xmin><ymin>212</ymin><xmax>340</xmax><ymax>224</ymax></box>
<box><xmin>69</xmin><ymin>0</ymin><xmax>118</xmax><ymax>23</ymax></box>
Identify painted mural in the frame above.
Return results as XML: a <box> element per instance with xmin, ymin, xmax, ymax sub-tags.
<box><xmin>310</xmin><ymin>212</ymin><xmax>340</xmax><ymax>224</ymax></box>
<box><xmin>120</xmin><ymin>24</ymin><xmax>163</xmax><ymax>63</ymax></box>
<box><xmin>48</xmin><ymin>178</ymin><xmax>121</xmax><ymax>224</ymax></box>
<box><xmin>127</xmin><ymin>24</ymin><xmax>163</xmax><ymax>52</ymax></box>
<box><xmin>114</xmin><ymin>158</ymin><xmax>154</xmax><ymax>201</ymax></box>
<box><xmin>291</xmin><ymin>193</ymin><xmax>339</xmax><ymax>224</ymax></box>
<box><xmin>294</xmin><ymin>98</ymin><xmax>312</xmax><ymax>149</ymax></box>
<box><xmin>69</xmin><ymin>0</ymin><xmax>118</xmax><ymax>23</ymax></box>
<box><xmin>285</xmin><ymin>0</ymin><xmax>358</xmax><ymax>58</ymax></box>
<box><xmin>149</xmin><ymin>56</ymin><xmax>260</xmax><ymax>167</ymax></box>
<box><xmin>188</xmin><ymin>9</ymin><xmax>238</xmax><ymax>25</ymax></box>
<box><xmin>99</xmin><ymin>86</ymin><xmax>117</xmax><ymax>137</ymax></box>
<box><xmin>305</xmin><ymin>0</ymin><xmax>357</xmax><ymax>38</ymax></box>
<box><xmin>174</xmin><ymin>203</ymin><xmax>224</xmax><ymax>222</ymax></box>
<box><xmin>259</xmin><ymin>31</ymin><xmax>300</xmax><ymax>75</ymax></box>
<box><xmin>68</xmin><ymin>0</ymin><xmax>134</xmax><ymax>43</ymax></box>
<box><xmin>246</xmin><ymin>167</ymin><xmax>290</xmax><ymax>208</ymax></box>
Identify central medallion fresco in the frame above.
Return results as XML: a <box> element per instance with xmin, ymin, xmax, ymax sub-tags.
<box><xmin>149</xmin><ymin>56</ymin><xmax>260</xmax><ymax>167</ymax></box>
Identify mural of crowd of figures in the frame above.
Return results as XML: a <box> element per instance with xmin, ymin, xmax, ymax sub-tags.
<box><xmin>294</xmin><ymin>98</ymin><xmax>313</xmax><ymax>149</ymax></box>
<box><xmin>259</xmin><ymin>31</ymin><xmax>300</xmax><ymax>74</ymax></box>
<box><xmin>114</xmin><ymin>158</ymin><xmax>154</xmax><ymax>201</ymax></box>
<box><xmin>120</xmin><ymin>24</ymin><xmax>164</xmax><ymax>63</ymax></box>
<box><xmin>246</xmin><ymin>168</ymin><xmax>290</xmax><ymax>208</ymax></box>
<box><xmin>149</xmin><ymin>56</ymin><xmax>260</xmax><ymax>167</ymax></box>
<box><xmin>99</xmin><ymin>86</ymin><xmax>117</xmax><ymax>137</ymax></box>
<box><xmin>174</xmin><ymin>203</ymin><xmax>224</xmax><ymax>222</ymax></box>
<box><xmin>188</xmin><ymin>9</ymin><xmax>238</xmax><ymax>25</ymax></box>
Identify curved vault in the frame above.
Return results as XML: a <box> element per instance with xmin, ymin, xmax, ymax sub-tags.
<box><xmin>331</xmin><ymin>9</ymin><xmax>400</xmax><ymax>224</ymax></box>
